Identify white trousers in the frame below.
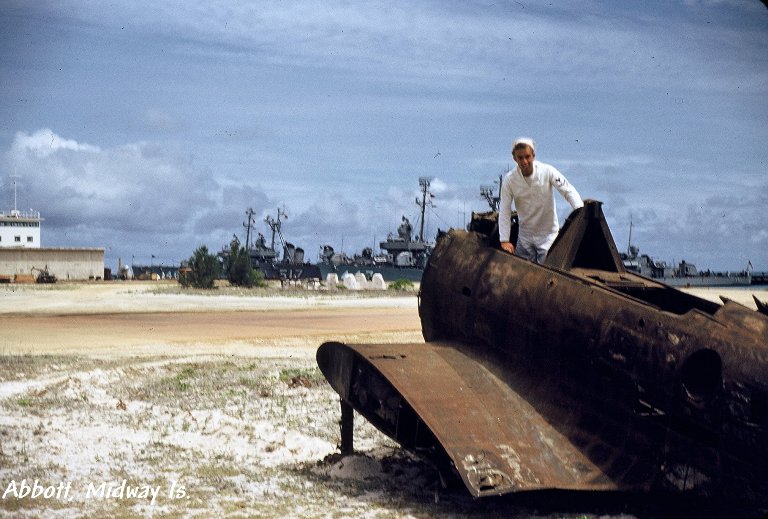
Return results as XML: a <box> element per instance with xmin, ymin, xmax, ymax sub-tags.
<box><xmin>515</xmin><ymin>233</ymin><xmax>557</xmax><ymax>264</ymax></box>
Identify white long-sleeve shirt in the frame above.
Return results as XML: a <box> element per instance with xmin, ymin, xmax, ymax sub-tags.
<box><xmin>498</xmin><ymin>160</ymin><xmax>583</xmax><ymax>248</ymax></box>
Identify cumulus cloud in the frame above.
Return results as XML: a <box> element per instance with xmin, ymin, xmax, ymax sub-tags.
<box><xmin>9</xmin><ymin>129</ymin><xmax>101</xmax><ymax>158</ymax></box>
<box><xmin>1</xmin><ymin>129</ymin><xmax>227</xmax><ymax>263</ymax></box>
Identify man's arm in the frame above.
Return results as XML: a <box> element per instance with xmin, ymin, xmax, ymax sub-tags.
<box><xmin>498</xmin><ymin>174</ymin><xmax>516</xmax><ymax>253</ymax></box>
<box><xmin>550</xmin><ymin>169</ymin><xmax>583</xmax><ymax>210</ymax></box>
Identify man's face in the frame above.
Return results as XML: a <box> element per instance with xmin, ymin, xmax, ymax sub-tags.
<box><xmin>513</xmin><ymin>146</ymin><xmax>535</xmax><ymax>176</ymax></box>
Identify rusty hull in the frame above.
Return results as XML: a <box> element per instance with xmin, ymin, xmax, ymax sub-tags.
<box><xmin>317</xmin><ymin>201</ymin><xmax>768</xmax><ymax>507</ymax></box>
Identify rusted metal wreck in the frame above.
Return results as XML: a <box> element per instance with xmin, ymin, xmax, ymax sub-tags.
<box><xmin>316</xmin><ymin>200</ymin><xmax>768</xmax><ymax>510</ymax></box>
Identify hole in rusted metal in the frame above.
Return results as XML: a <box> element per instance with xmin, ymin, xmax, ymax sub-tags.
<box><xmin>462</xmin><ymin>286</ymin><xmax>471</xmax><ymax>296</ymax></box>
<box><xmin>478</xmin><ymin>475</ymin><xmax>500</xmax><ymax>491</ymax></box>
<box><xmin>680</xmin><ymin>349</ymin><xmax>722</xmax><ymax>402</ymax></box>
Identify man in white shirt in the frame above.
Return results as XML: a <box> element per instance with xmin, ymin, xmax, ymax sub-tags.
<box><xmin>498</xmin><ymin>138</ymin><xmax>584</xmax><ymax>263</ymax></box>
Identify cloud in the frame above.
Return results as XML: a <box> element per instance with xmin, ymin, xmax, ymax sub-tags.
<box><xmin>30</xmin><ymin>0</ymin><xmax>765</xmax><ymax>96</ymax></box>
<box><xmin>9</xmin><ymin>128</ymin><xmax>101</xmax><ymax>158</ymax></box>
<box><xmin>2</xmin><ymin>129</ymin><xmax>223</xmax><ymax>263</ymax></box>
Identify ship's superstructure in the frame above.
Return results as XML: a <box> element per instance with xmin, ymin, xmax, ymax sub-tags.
<box><xmin>317</xmin><ymin>177</ymin><xmax>436</xmax><ymax>281</ymax></box>
<box><xmin>218</xmin><ymin>207</ymin><xmax>321</xmax><ymax>281</ymax></box>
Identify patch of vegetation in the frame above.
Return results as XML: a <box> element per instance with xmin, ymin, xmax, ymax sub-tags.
<box><xmin>122</xmin><ymin>361</ymin><xmax>278</xmax><ymax>408</ymax></box>
<box><xmin>179</xmin><ymin>245</ymin><xmax>221</xmax><ymax>289</ymax></box>
<box><xmin>278</xmin><ymin>367</ymin><xmax>325</xmax><ymax>388</ymax></box>
<box><xmin>221</xmin><ymin>235</ymin><xmax>267</xmax><ymax>288</ymax></box>
<box><xmin>0</xmin><ymin>354</ymin><xmax>112</xmax><ymax>382</ymax></box>
<box><xmin>175</xmin><ymin>367</ymin><xmax>193</xmax><ymax>391</ymax></box>
<box><xmin>388</xmin><ymin>279</ymin><xmax>415</xmax><ymax>291</ymax></box>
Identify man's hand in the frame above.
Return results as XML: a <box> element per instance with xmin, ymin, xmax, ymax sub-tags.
<box><xmin>500</xmin><ymin>241</ymin><xmax>515</xmax><ymax>254</ymax></box>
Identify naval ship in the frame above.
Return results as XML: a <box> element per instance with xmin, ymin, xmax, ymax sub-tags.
<box><xmin>218</xmin><ymin>207</ymin><xmax>321</xmax><ymax>281</ymax></box>
<box><xmin>620</xmin><ymin>244</ymin><xmax>751</xmax><ymax>287</ymax></box>
<box><xmin>316</xmin><ymin>177</ymin><xmax>436</xmax><ymax>282</ymax></box>
<box><xmin>619</xmin><ymin>218</ymin><xmax>751</xmax><ymax>287</ymax></box>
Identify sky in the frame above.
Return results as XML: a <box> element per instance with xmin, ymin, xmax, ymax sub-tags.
<box><xmin>0</xmin><ymin>0</ymin><xmax>766</xmax><ymax>272</ymax></box>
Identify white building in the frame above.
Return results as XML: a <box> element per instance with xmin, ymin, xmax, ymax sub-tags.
<box><xmin>0</xmin><ymin>202</ymin><xmax>104</xmax><ymax>281</ymax></box>
<box><xmin>0</xmin><ymin>209</ymin><xmax>42</xmax><ymax>248</ymax></box>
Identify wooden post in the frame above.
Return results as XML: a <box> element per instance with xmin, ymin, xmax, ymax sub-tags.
<box><xmin>340</xmin><ymin>399</ymin><xmax>354</xmax><ymax>455</ymax></box>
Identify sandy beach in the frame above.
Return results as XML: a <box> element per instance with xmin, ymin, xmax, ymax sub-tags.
<box><xmin>1</xmin><ymin>281</ymin><xmax>766</xmax><ymax>518</ymax></box>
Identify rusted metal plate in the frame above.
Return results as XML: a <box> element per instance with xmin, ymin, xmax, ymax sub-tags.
<box><xmin>318</xmin><ymin>341</ymin><xmax>618</xmax><ymax>497</ymax></box>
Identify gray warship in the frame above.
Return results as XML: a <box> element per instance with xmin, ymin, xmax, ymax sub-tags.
<box><xmin>219</xmin><ymin>207</ymin><xmax>320</xmax><ymax>281</ymax></box>
<box><xmin>620</xmin><ymin>245</ymin><xmax>751</xmax><ymax>287</ymax></box>
<box><xmin>316</xmin><ymin>177</ymin><xmax>436</xmax><ymax>282</ymax></box>
<box><xmin>620</xmin><ymin>220</ymin><xmax>751</xmax><ymax>287</ymax></box>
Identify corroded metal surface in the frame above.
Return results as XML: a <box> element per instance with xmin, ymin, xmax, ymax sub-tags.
<box><xmin>317</xmin><ymin>341</ymin><xmax>617</xmax><ymax>496</ymax></box>
<box><xmin>317</xmin><ymin>201</ymin><xmax>768</xmax><ymax>510</ymax></box>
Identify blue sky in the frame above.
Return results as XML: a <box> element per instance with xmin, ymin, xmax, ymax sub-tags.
<box><xmin>1</xmin><ymin>0</ymin><xmax>766</xmax><ymax>271</ymax></box>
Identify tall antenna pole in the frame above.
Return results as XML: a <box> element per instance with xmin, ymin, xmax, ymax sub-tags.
<box><xmin>417</xmin><ymin>177</ymin><xmax>434</xmax><ymax>242</ymax></box>
<box><xmin>265</xmin><ymin>207</ymin><xmax>291</xmax><ymax>261</ymax></box>
<box><xmin>7</xmin><ymin>174</ymin><xmax>21</xmax><ymax>213</ymax></box>
<box><xmin>243</xmin><ymin>208</ymin><xmax>255</xmax><ymax>251</ymax></box>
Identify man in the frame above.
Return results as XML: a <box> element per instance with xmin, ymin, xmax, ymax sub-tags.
<box><xmin>499</xmin><ymin>137</ymin><xmax>583</xmax><ymax>263</ymax></box>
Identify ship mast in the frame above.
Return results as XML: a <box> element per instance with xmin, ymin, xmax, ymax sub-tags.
<box><xmin>416</xmin><ymin>177</ymin><xmax>434</xmax><ymax>242</ymax></box>
<box><xmin>265</xmin><ymin>207</ymin><xmax>291</xmax><ymax>261</ymax></box>
<box><xmin>480</xmin><ymin>173</ymin><xmax>504</xmax><ymax>212</ymax></box>
<box><xmin>243</xmin><ymin>207</ymin><xmax>256</xmax><ymax>251</ymax></box>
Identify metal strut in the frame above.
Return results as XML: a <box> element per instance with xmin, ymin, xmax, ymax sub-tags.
<box><xmin>340</xmin><ymin>399</ymin><xmax>354</xmax><ymax>455</ymax></box>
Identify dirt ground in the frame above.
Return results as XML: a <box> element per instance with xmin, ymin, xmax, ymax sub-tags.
<box><xmin>1</xmin><ymin>282</ymin><xmax>766</xmax><ymax>518</ymax></box>
<box><xmin>0</xmin><ymin>281</ymin><xmax>423</xmax><ymax>356</ymax></box>
<box><xmin>1</xmin><ymin>307</ymin><xmax>421</xmax><ymax>356</ymax></box>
